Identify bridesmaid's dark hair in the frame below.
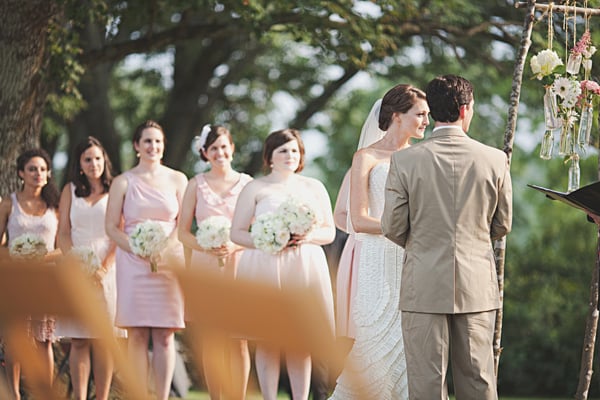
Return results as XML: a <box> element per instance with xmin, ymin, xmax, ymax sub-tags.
<box><xmin>16</xmin><ymin>148</ymin><xmax>60</xmax><ymax>209</ymax></box>
<box><xmin>69</xmin><ymin>136</ymin><xmax>113</xmax><ymax>197</ymax></box>
<box><xmin>262</xmin><ymin>128</ymin><xmax>305</xmax><ymax>173</ymax></box>
<box><xmin>132</xmin><ymin>120</ymin><xmax>166</xmax><ymax>144</ymax></box>
<box><xmin>198</xmin><ymin>125</ymin><xmax>234</xmax><ymax>162</ymax></box>
<box><xmin>379</xmin><ymin>84</ymin><xmax>426</xmax><ymax>131</ymax></box>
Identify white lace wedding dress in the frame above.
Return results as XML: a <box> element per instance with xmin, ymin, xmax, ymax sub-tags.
<box><xmin>329</xmin><ymin>162</ymin><xmax>408</xmax><ymax>399</ymax></box>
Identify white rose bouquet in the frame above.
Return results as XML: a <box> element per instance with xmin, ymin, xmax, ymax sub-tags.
<box><xmin>9</xmin><ymin>233</ymin><xmax>48</xmax><ymax>261</ymax></box>
<box><xmin>278</xmin><ymin>197</ymin><xmax>317</xmax><ymax>237</ymax></box>
<box><xmin>196</xmin><ymin>215</ymin><xmax>231</xmax><ymax>267</ymax></box>
<box><xmin>250</xmin><ymin>212</ymin><xmax>290</xmax><ymax>254</ymax></box>
<box><xmin>128</xmin><ymin>220</ymin><xmax>168</xmax><ymax>272</ymax></box>
<box><xmin>68</xmin><ymin>246</ymin><xmax>102</xmax><ymax>277</ymax></box>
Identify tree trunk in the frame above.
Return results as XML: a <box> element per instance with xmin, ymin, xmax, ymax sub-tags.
<box><xmin>0</xmin><ymin>0</ymin><xmax>58</xmax><ymax>197</ymax></box>
<box><xmin>67</xmin><ymin>19</ymin><xmax>120</xmax><ymax>179</ymax></box>
<box><xmin>495</xmin><ymin>0</ymin><xmax>536</xmax><ymax>376</ymax></box>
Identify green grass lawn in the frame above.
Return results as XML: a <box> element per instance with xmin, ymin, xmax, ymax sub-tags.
<box><xmin>179</xmin><ymin>392</ymin><xmax>597</xmax><ymax>400</ymax></box>
<box><xmin>178</xmin><ymin>391</ymin><xmax>290</xmax><ymax>399</ymax></box>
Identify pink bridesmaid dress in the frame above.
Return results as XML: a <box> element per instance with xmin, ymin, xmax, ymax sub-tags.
<box><xmin>115</xmin><ymin>172</ymin><xmax>185</xmax><ymax>329</ymax></box>
<box><xmin>56</xmin><ymin>184</ymin><xmax>126</xmax><ymax>338</ymax></box>
<box><xmin>189</xmin><ymin>173</ymin><xmax>252</xmax><ymax>278</ymax></box>
<box><xmin>6</xmin><ymin>192</ymin><xmax>58</xmax><ymax>342</ymax></box>
<box><xmin>335</xmin><ymin>233</ymin><xmax>360</xmax><ymax>339</ymax></box>
<box><xmin>237</xmin><ymin>193</ymin><xmax>335</xmax><ymax>336</ymax></box>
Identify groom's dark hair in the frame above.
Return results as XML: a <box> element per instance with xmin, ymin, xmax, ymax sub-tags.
<box><xmin>425</xmin><ymin>75</ymin><xmax>473</xmax><ymax>123</ymax></box>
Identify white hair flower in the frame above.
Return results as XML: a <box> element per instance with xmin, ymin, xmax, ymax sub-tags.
<box><xmin>193</xmin><ymin>124</ymin><xmax>211</xmax><ymax>155</ymax></box>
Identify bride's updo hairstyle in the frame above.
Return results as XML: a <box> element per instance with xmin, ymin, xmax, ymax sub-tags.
<box><xmin>378</xmin><ymin>84</ymin><xmax>426</xmax><ymax>131</ymax></box>
<box><xmin>262</xmin><ymin>128</ymin><xmax>305</xmax><ymax>173</ymax></box>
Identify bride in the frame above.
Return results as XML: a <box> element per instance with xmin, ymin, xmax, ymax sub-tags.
<box><xmin>329</xmin><ymin>84</ymin><xmax>429</xmax><ymax>399</ymax></box>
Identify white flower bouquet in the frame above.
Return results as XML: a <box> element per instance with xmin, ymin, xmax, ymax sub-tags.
<box><xmin>128</xmin><ymin>220</ymin><xmax>168</xmax><ymax>272</ymax></box>
<box><xmin>278</xmin><ymin>197</ymin><xmax>317</xmax><ymax>236</ymax></box>
<box><xmin>68</xmin><ymin>246</ymin><xmax>102</xmax><ymax>276</ymax></box>
<box><xmin>196</xmin><ymin>215</ymin><xmax>231</xmax><ymax>267</ymax></box>
<box><xmin>250</xmin><ymin>212</ymin><xmax>290</xmax><ymax>254</ymax></box>
<box><xmin>9</xmin><ymin>233</ymin><xmax>48</xmax><ymax>261</ymax></box>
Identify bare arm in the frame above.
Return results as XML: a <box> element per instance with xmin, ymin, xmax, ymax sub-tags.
<box><xmin>0</xmin><ymin>197</ymin><xmax>12</xmax><ymax>258</ymax></box>
<box><xmin>172</xmin><ymin>169</ymin><xmax>189</xmax><ymax>242</ymax></box>
<box><xmin>57</xmin><ymin>184</ymin><xmax>74</xmax><ymax>254</ymax></box>
<box><xmin>230</xmin><ymin>182</ymin><xmax>258</xmax><ymax>249</ymax></box>
<box><xmin>305</xmin><ymin>178</ymin><xmax>336</xmax><ymax>245</ymax></box>
<box><xmin>105</xmin><ymin>175</ymin><xmax>131</xmax><ymax>253</ymax></box>
<box><xmin>333</xmin><ymin>169</ymin><xmax>351</xmax><ymax>233</ymax></box>
<box><xmin>178</xmin><ymin>177</ymin><xmax>203</xmax><ymax>252</ymax></box>
<box><xmin>44</xmin><ymin>209</ymin><xmax>63</xmax><ymax>262</ymax></box>
<box><xmin>350</xmin><ymin>150</ymin><xmax>383</xmax><ymax>234</ymax></box>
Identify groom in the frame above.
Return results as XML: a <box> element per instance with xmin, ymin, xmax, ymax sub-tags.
<box><xmin>381</xmin><ymin>75</ymin><xmax>512</xmax><ymax>399</ymax></box>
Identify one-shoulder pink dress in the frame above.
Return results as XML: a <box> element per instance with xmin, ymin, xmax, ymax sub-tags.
<box><xmin>190</xmin><ymin>173</ymin><xmax>252</xmax><ymax>278</ymax></box>
<box><xmin>115</xmin><ymin>172</ymin><xmax>185</xmax><ymax>329</ymax></box>
<box><xmin>7</xmin><ymin>192</ymin><xmax>58</xmax><ymax>342</ymax></box>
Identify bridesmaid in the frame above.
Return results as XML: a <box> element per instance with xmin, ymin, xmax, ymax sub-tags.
<box><xmin>0</xmin><ymin>148</ymin><xmax>61</xmax><ymax>400</ymax></box>
<box><xmin>230</xmin><ymin>128</ymin><xmax>336</xmax><ymax>400</ymax></box>
<box><xmin>332</xmin><ymin>169</ymin><xmax>357</xmax><ymax>347</ymax></box>
<box><xmin>56</xmin><ymin>137</ymin><xmax>126</xmax><ymax>400</ymax></box>
<box><xmin>105</xmin><ymin>120</ymin><xmax>188</xmax><ymax>400</ymax></box>
<box><xmin>178</xmin><ymin>125</ymin><xmax>252</xmax><ymax>399</ymax></box>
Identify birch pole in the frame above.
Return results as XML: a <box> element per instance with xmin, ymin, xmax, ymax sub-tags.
<box><xmin>493</xmin><ymin>0</ymin><xmax>536</xmax><ymax>377</ymax></box>
<box><xmin>512</xmin><ymin>2</ymin><xmax>600</xmax><ymax>398</ymax></box>
<box><xmin>574</xmin><ymin>121</ymin><xmax>600</xmax><ymax>400</ymax></box>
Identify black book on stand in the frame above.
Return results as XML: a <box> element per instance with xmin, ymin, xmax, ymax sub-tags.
<box><xmin>527</xmin><ymin>181</ymin><xmax>600</xmax><ymax>216</ymax></box>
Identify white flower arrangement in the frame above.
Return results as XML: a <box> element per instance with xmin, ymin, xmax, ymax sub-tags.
<box><xmin>68</xmin><ymin>246</ymin><xmax>102</xmax><ymax>276</ymax></box>
<box><xmin>9</xmin><ymin>233</ymin><xmax>48</xmax><ymax>261</ymax></box>
<box><xmin>277</xmin><ymin>197</ymin><xmax>317</xmax><ymax>236</ymax></box>
<box><xmin>128</xmin><ymin>220</ymin><xmax>168</xmax><ymax>272</ymax></box>
<box><xmin>250</xmin><ymin>212</ymin><xmax>290</xmax><ymax>254</ymax></box>
<box><xmin>196</xmin><ymin>215</ymin><xmax>231</xmax><ymax>267</ymax></box>
<box><xmin>530</xmin><ymin>49</ymin><xmax>563</xmax><ymax>81</ymax></box>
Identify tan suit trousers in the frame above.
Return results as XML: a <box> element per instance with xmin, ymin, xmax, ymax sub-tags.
<box><xmin>402</xmin><ymin>310</ymin><xmax>498</xmax><ymax>400</ymax></box>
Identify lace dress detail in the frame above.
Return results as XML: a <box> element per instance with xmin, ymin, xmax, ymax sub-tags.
<box><xmin>329</xmin><ymin>163</ymin><xmax>408</xmax><ymax>399</ymax></box>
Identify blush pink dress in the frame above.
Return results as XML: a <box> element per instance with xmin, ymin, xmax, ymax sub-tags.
<box><xmin>56</xmin><ymin>184</ymin><xmax>126</xmax><ymax>338</ymax></box>
<box><xmin>7</xmin><ymin>192</ymin><xmax>58</xmax><ymax>342</ymax></box>
<box><xmin>335</xmin><ymin>233</ymin><xmax>360</xmax><ymax>339</ymax></box>
<box><xmin>115</xmin><ymin>172</ymin><xmax>185</xmax><ymax>329</ymax></box>
<box><xmin>190</xmin><ymin>173</ymin><xmax>252</xmax><ymax>278</ymax></box>
<box><xmin>237</xmin><ymin>193</ymin><xmax>335</xmax><ymax>336</ymax></box>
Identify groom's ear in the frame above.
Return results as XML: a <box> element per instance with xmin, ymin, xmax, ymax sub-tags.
<box><xmin>459</xmin><ymin>104</ymin><xmax>468</xmax><ymax>119</ymax></box>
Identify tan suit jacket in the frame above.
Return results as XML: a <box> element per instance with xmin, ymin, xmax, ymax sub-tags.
<box><xmin>382</xmin><ymin>126</ymin><xmax>512</xmax><ymax>314</ymax></box>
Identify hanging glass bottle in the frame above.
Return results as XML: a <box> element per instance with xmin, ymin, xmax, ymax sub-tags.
<box><xmin>558</xmin><ymin>123</ymin><xmax>573</xmax><ymax>156</ymax></box>
<box><xmin>543</xmin><ymin>86</ymin><xmax>562</xmax><ymax>130</ymax></box>
<box><xmin>566</xmin><ymin>53</ymin><xmax>582</xmax><ymax>75</ymax></box>
<box><xmin>578</xmin><ymin>101</ymin><xmax>593</xmax><ymax>147</ymax></box>
<box><xmin>539</xmin><ymin>130</ymin><xmax>554</xmax><ymax>160</ymax></box>
<box><xmin>568</xmin><ymin>154</ymin><xmax>580</xmax><ymax>192</ymax></box>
